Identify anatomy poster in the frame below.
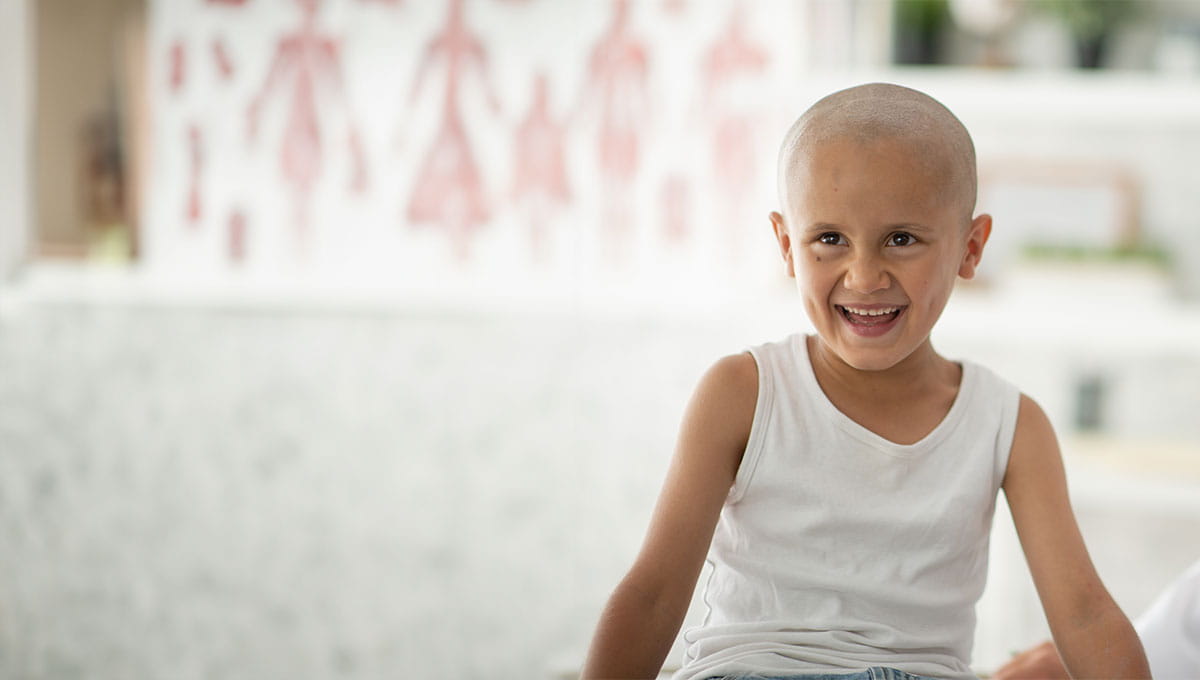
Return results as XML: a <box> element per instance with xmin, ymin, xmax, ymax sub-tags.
<box><xmin>144</xmin><ymin>0</ymin><xmax>822</xmax><ymax>299</ymax></box>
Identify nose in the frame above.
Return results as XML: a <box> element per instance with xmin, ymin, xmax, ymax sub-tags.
<box><xmin>843</xmin><ymin>250</ymin><xmax>890</xmax><ymax>294</ymax></box>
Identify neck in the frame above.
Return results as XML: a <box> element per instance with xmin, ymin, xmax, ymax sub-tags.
<box><xmin>807</xmin><ymin>335</ymin><xmax>954</xmax><ymax>400</ymax></box>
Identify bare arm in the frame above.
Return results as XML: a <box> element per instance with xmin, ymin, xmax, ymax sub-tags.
<box><xmin>580</xmin><ymin>353</ymin><xmax>757</xmax><ymax>679</ymax></box>
<box><xmin>1003</xmin><ymin>395</ymin><xmax>1150</xmax><ymax>679</ymax></box>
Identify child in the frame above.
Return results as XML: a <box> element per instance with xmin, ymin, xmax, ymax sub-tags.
<box><xmin>580</xmin><ymin>83</ymin><xmax>1150</xmax><ymax>680</ymax></box>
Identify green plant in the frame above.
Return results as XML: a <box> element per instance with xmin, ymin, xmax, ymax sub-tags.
<box><xmin>1034</xmin><ymin>0</ymin><xmax>1138</xmax><ymax>41</ymax></box>
<box><xmin>1018</xmin><ymin>241</ymin><xmax>1172</xmax><ymax>269</ymax></box>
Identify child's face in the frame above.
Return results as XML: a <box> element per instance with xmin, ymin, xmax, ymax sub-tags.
<box><xmin>771</xmin><ymin>135</ymin><xmax>990</xmax><ymax>372</ymax></box>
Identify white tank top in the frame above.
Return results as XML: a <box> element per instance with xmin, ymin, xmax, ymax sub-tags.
<box><xmin>675</xmin><ymin>334</ymin><xmax>1021</xmax><ymax>680</ymax></box>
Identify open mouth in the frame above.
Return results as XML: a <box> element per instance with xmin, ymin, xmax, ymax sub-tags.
<box><xmin>836</xmin><ymin>304</ymin><xmax>905</xmax><ymax>336</ymax></box>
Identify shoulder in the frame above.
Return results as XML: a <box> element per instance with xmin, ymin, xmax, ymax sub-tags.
<box><xmin>703</xmin><ymin>352</ymin><xmax>758</xmax><ymax>398</ymax></box>
<box><xmin>695</xmin><ymin>352</ymin><xmax>759</xmax><ymax>432</ymax></box>
<box><xmin>1003</xmin><ymin>393</ymin><xmax>1061</xmax><ymax>490</ymax></box>
<box><xmin>676</xmin><ymin>352</ymin><xmax>759</xmax><ymax>483</ymax></box>
<box><xmin>963</xmin><ymin>359</ymin><xmax>1022</xmax><ymax>411</ymax></box>
<box><xmin>1014</xmin><ymin>393</ymin><xmax>1056</xmax><ymax>446</ymax></box>
<box><xmin>692</xmin><ymin>352</ymin><xmax>758</xmax><ymax>421</ymax></box>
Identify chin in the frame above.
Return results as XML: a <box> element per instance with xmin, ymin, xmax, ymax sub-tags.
<box><xmin>836</xmin><ymin>346</ymin><xmax>908</xmax><ymax>372</ymax></box>
<box><xmin>820</xmin><ymin>327</ymin><xmax>921</xmax><ymax>373</ymax></box>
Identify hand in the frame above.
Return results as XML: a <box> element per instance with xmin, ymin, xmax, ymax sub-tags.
<box><xmin>992</xmin><ymin>640</ymin><xmax>1068</xmax><ymax>680</ymax></box>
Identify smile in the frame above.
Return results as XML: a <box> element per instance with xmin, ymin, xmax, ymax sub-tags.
<box><xmin>835</xmin><ymin>304</ymin><xmax>906</xmax><ymax>336</ymax></box>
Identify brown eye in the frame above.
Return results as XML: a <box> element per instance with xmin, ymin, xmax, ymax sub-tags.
<box><xmin>818</xmin><ymin>233</ymin><xmax>843</xmax><ymax>246</ymax></box>
<box><xmin>888</xmin><ymin>232</ymin><xmax>914</xmax><ymax>247</ymax></box>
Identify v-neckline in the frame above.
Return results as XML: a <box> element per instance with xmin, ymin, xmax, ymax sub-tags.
<box><xmin>792</xmin><ymin>334</ymin><xmax>975</xmax><ymax>456</ymax></box>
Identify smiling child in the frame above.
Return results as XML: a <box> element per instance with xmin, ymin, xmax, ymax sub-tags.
<box><xmin>580</xmin><ymin>83</ymin><xmax>1150</xmax><ymax>680</ymax></box>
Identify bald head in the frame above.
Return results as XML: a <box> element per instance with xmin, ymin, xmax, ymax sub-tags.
<box><xmin>777</xmin><ymin>83</ymin><xmax>977</xmax><ymax>221</ymax></box>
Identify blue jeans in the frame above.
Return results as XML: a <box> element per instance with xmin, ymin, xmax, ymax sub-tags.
<box><xmin>708</xmin><ymin>668</ymin><xmax>943</xmax><ymax>680</ymax></box>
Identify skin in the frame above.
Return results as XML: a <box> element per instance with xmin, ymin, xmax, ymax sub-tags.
<box><xmin>769</xmin><ymin>133</ymin><xmax>990</xmax><ymax>444</ymax></box>
<box><xmin>580</xmin><ymin>84</ymin><xmax>1149</xmax><ymax>680</ymax></box>
<box><xmin>993</xmin><ymin>640</ymin><xmax>1070</xmax><ymax>680</ymax></box>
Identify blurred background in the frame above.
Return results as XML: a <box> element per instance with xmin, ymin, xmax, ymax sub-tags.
<box><xmin>1</xmin><ymin>0</ymin><xmax>1199</xmax><ymax>678</ymax></box>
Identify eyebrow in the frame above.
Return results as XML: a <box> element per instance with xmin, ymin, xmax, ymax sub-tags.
<box><xmin>804</xmin><ymin>222</ymin><xmax>934</xmax><ymax>233</ymax></box>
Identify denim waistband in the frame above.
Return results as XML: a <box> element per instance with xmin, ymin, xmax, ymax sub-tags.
<box><xmin>709</xmin><ymin>666</ymin><xmax>944</xmax><ymax>680</ymax></box>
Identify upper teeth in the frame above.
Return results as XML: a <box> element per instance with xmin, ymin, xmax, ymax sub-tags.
<box><xmin>842</xmin><ymin>306</ymin><xmax>899</xmax><ymax>316</ymax></box>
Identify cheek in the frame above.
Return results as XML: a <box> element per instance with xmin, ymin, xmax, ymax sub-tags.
<box><xmin>916</xmin><ymin>247</ymin><xmax>959</xmax><ymax>283</ymax></box>
<box><xmin>797</xmin><ymin>266</ymin><xmax>836</xmax><ymax>303</ymax></box>
<box><xmin>915</xmin><ymin>263</ymin><xmax>958</xmax><ymax>307</ymax></box>
<box><xmin>797</xmin><ymin>258</ymin><xmax>822</xmax><ymax>282</ymax></box>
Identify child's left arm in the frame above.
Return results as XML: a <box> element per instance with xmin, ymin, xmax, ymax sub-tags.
<box><xmin>1003</xmin><ymin>394</ymin><xmax>1151</xmax><ymax>679</ymax></box>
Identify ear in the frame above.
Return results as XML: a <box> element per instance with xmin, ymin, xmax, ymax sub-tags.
<box><xmin>770</xmin><ymin>211</ymin><xmax>795</xmax><ymax>278</ymax></box>
<box><xmin>958</xmin><ymin>213</ymin><xmax>992</xmax><ymax>280</ymax></box>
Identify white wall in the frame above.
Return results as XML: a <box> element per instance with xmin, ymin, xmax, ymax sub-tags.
<box><xmin>121</xmin><ymin>0</ymin><xmax>1200</xmax><ymax>306</ymax></box>
<box><xmin>140</xmin><ymin>0</ymin><xmax>790</xmax><ymax>290</ymax></box>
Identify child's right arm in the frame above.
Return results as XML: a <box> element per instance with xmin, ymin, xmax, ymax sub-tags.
<box><xmin>580</xmin><ymin>353</ymin><xmax>758</xmax><ymax>680</ymax></box>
